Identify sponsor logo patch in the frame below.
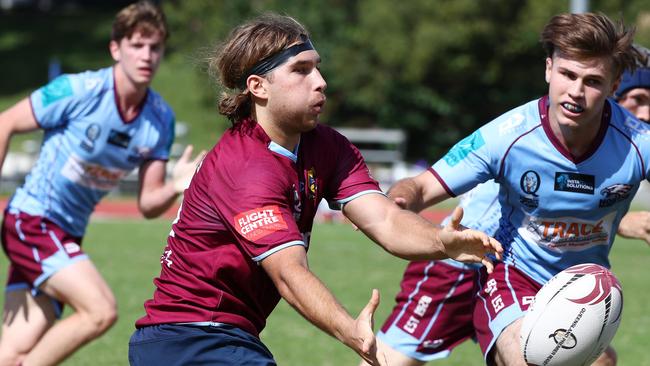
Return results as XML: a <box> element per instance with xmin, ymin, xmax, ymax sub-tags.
<box><xmin>61</xmin><ymin>155</ymin><xmax>127</xmax><ymax>191</ymax></box>
<box><xmin>40</xmin><ymin>76</ymin><xmax>73</xmax><ymax>107</ymax></box>
<box><xmin>520</xmin><ymin>212</ymin><xmax>614</xmax><ymax>252</ymax></box>
<box><xmin>107</xmin><ymin>129</ymin><xmax>132</xmax><ymax>149</ymax></box>
<box><xmin>623</xmin><ymin>115</ymin><xmax>650</xmax><ymax>138</ymax></box>
<box><xmin>235</xmin><ymin>205</ymin><xmax>288</xmax><ymax>241</ymax></box>
<box><xmin>498</xmin><ymin>113</ymin><xmax>525</xmax><ymax>135</ymax></box>
<box><xmin>599</xmin><ymin>183</ymin><xmax>633</xmax><ymax>207</ymax></box>
<box><xmin>443</xmin><ymin>130</ymin><xmax>485</xmax><ymax>167</ymax></box>
<box><xmin>554</xmin><ymin>172</ymin><xmax>594</xmax><ymax>194</ymax></box>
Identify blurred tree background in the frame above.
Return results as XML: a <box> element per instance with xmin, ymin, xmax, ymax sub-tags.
<box><xmin>1</xmin><ymin>0</ymin><xmax>649</xmax><ymax>161</ymax></box>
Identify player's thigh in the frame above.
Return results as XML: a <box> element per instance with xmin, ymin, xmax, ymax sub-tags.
<box><xmin>379</xmin><ymin>261</ymin><xmax>479</xmax><ymax>362</ymax></box>
<box><xmin>492</xmin><ymin>318</ymin><xmax>526</xmax><ymax>366</ymax></box>
<box><xmin>0</xmin><ymin>289</ymin><xmax>56</xmax><ymax>353</ymax></box>
<box><xmin>39</xmin><ymin>258</ymin><xmax>116</xmax><ymax>313</ymax></box>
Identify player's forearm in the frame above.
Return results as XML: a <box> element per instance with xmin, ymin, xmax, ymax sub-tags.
<box><xmin>387</xmin><ymin>177</ymin><xmax>429</xmax><ymax>212</ymax></box>
<box><xmin>363</xmin><ymin>207</ymin><xmax>447</xmax><ymax>260</ymax></box>
<box><xmin>274</xmin><ymin>263</ymin><xmax>359</xmax><ymax>348</ymax></box>
<box><xmin>137</xmin><ymin>183</ymin><xmax>179</xmax><ymax>218</ymax></box>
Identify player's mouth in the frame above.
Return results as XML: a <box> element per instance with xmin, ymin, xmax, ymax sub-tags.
<box><xmin>312</xmin><ymin>98</ymin><xmax>326</xmax><ymax>113</ymax></box>
<box><xmin>561</xmin><ymin>102</ymin><xmax>584</xmax><ymax>114</ymax></box>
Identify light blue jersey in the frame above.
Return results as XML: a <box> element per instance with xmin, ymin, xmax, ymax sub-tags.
<box><xmin>440</xmin><ymin>180</ymin><xmax>501</xmax><ymax>270</ymax></box>
<box><xmin>432</xmin><ymin>96</ymin><xmax>649</xmax><ymax>284</ymax></box>
<box><xmin>9</xmin><ymin>67</ymin><xmax>175</xmax><ymax>236</ymax></box>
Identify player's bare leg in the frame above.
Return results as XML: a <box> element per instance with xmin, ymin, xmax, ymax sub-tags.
<box><xmin>491</xmin><ymin>318</ymin><xmax>527</xmax><ymax>366</ymax></box>
<box><xmin>592</xmin><ymin>346</ymin><xmax>616</xmax><ymax>366</ymax></box>
<box><xmin>0</xmin><ymin>289</ymin><xmax>56</xmax><ymax>366</ymax></box>
<box><xmin>20</xmin><ymin>259</ymin><xmax>117</xmax><ymax>366</ymax></box>
<box><xmin>359</xmin><ymin>338</ymin><xmax>426</xmax><ymax>366</ymax></box>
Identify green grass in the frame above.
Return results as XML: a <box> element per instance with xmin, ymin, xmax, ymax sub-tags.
<box><xmin>0</xmin><ymin>219</ymin><xmax>648</xmax><ymax>365</ymax></box>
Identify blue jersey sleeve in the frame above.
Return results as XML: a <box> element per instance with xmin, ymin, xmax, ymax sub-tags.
<box><xmin>432</xmin><ymin>101</ymin><xmax>539</xmax><ymax>197</ymax></box>
<box><xmin>432</xmin><ymin>127</ymin><xmax>497</xmax><ymax>197</ymax></box>
<box><xmin>30</xmin><ymin>74</ymin><xmax>89</xmax><ymax>129</ymax></box>
<box><xmin>145</xmin><ymin>93</ymin><xmax>175</xmax><ymax>162</ymax></box>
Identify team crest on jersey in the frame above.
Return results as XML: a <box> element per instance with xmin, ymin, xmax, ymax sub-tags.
<box><xmin>519</xmin><ymin>170</ymin><xmax>540</xmax><ymax>208</ymax></box>
<box><xmin>554</xmin><ymin>172</ymin><xmax>594</xmax><ymax>194</ymax></box>
<box><xmin>80</xmin><ymin>123</ymin><xmax>101</xmax><ymax>153</ymax></box>
<box><xmin>443</xmin><ymin>130</ymin><xmax>485</xmax><ymax>167</ymax></box>
<box><xmin>306</xmin><ymin>167</ymin><xmax>317</xmax><ymax>200</ymax></box>
<box><xmin>599</xmin><ymin>184</ymin><xmax>633</xmax><ymax>207</ymax></box>
<box><xmin>234</xmin><ymin>205</ymin><xmax>288</xmax><ymax>241</ymax></box>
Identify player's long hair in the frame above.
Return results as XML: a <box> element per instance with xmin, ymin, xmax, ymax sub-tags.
<box><xmin>210</xmin><ymin>13</ymin><xmax>308</xmax><ymax>124</ymax></box>
<box><xmin>540</xmin><ymin>13</ymin><xmax>640</xmax><ymax>79</ymax></box>
<box><xmin>112</xmin><ymin>0</ymin><xmax>168</xmax><ymax>42</ymax></box>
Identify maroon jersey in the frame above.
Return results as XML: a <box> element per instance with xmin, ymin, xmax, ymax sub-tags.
<box><xmin>135</xmin><ymin>119</ymin><xmax>381</xmax><ymax>337</ymax></box>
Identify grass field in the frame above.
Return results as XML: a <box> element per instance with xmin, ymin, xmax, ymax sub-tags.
<box><xmin>0</xmin><ymin>218</ymin><xmax>648</xmax><ymax>365</ymax></box>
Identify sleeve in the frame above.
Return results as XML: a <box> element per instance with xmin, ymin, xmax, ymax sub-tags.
<box><xmin>431</xmin><ymin>123</ymin><xmax>501</xmax><ymax>197</ymax></box>
<box><xmin>213</xmin><ymin>159</ymin><xmax>305</xmax><ymax>262</ymax></box>
<box><xmin>148</xmin><ymin>98</ymin><xmax>176</xmax><ymax>161</ymax></box>
<box><xmin>325</xmin><ymin>132</ymin><xmax>383</xmax><ymax>209</ymax></box>
<box><xmin>29</xmin><ymin>74</ymin><xmax>86</xmax><ymax>129</ymax></box>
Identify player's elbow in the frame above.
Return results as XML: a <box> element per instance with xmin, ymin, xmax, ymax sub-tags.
<box><xmin>138</xmin><ymin>202</ymin><xmax>163</xmax><ymax>219</ymax></box>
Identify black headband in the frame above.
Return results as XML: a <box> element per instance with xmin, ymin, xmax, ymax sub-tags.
<box><xmin>238</xmin><ymin>34</ymin><xmax>315</xmax><ymax>89</ymax></box>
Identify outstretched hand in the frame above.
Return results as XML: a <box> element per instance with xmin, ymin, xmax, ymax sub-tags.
<box><xmin>440</xmin><ymin>206</ymin><xmax>503</xmax><ymax>272</ymax></box>
<box><xmin>171</xmin><ymin>145</ymin><xmax>206</xmax><ymax>193</ymax></box>
<box><xmin>351</xmin><ymin>289</ymin><xmax>388</xmax><ymax>366</ymax></box>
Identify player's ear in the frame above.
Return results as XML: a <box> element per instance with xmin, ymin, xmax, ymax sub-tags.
<box><xmin>109</xmin><ymin>40</ymin><xmax>121</xmax><ymax>62</ymax></box>
<box><xmin>545</xmin><ymin>57</ymin><xmax>553</xmax><ymax>83</ymax></box>
<box><xmin>248</xmin><ymin>75</ymin><xmax>268</xmax><ymax>100</ymax></box>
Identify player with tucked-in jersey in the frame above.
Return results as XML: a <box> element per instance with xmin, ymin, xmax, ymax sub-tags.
<box><xmin>380</xmin><ymin>13</ymin><xmax>644</xmax><ymax>366</ymax></box>
<box><xmin>0</xmin><ymin>2</ymin><xmax>202</xmax><ymax>365</ymax></box>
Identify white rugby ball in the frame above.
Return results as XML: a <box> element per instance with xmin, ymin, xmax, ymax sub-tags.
<box><xmin>520</xmin><ymin>263</ymin><xmax>623</xmax><ymax>366</ymax></box>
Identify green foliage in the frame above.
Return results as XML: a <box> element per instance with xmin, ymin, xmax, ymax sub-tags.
<box><xmin>2</xmin><ymin>1</ymin><xmax>650</xmax><ymax>158</ymax></box>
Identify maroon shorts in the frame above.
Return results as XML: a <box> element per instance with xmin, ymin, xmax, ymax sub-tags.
<box><xmin>473</xmin><ymin>262</ymin><xmax>541</xmax><ymax>360</ymax></box>
<box><xmin>378</xmin><ymin>260</ymin><xmax>481</xmax><ymax>361</ymax></box>
<box><xmin>2</xmin><ymin>209</ymin><xmax>86</xmax><ymax>292</ymax></box>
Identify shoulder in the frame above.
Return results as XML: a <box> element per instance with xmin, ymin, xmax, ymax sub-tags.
<box><xmin>481</xmin><ymin>99</ymin><xmax>542</xmax><ymax>138</ymax></box>
<box><xmin>31</xmin><ymin>67</ymin><xmax>110</xmax><ymax>110</ymax></box>
<box><xmin>609</xmin><ymin>99</ymin><xmax>650</xmax><ymax>142</ymax></box>
<box><xmin>146</xmin><ymin>88</ymin><xmax>175</xmax><ymax>123</ymax></box>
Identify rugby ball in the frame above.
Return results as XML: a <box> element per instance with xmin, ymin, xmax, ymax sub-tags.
<box><xmin>520</xmin><ymin>263</ymin><xmax>623</xmax><ymax>366</ymax></box>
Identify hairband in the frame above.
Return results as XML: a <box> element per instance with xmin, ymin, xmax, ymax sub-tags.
<box><xmin>238</xmin><ymin>34</ymin><xmax>314</xmax><ymax>89</ymax></box>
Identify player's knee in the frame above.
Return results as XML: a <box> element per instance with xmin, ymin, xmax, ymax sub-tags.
<box><xmin>82</xmin><ymin>300</ymin><xmax>118</xmax><ymax>335</ymax></box>
<box><xmin>0</xmin><ymin>343</ymin><xmax>28</xmax><ymax>366</ymax></box>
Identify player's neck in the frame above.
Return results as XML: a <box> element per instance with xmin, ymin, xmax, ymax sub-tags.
<box><xmin>254</xmin><ymin>109</ymin><xmax>300</xmax><ymax>152</ymax></box>
<box><xmin>113</xmin><ymin>66</ymin><xmax>149</xmax><ymax>120</ymax></box>
<box><xmin>548</xmin><ymin>115</ymin><xmax>601</xmax><ymax>158</ymax></box>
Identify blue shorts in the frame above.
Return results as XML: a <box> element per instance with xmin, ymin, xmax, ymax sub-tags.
<box><xmin>129</xmin><ymin>323</ymin><xmax>276</xmax><ymax>366</ymax></box>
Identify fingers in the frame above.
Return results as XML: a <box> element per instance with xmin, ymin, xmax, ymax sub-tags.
<box><xmin>482</xmin><ymin>256</ymin><xmax>495</xmax><ymax>273</ymax></box>
<box><xmin>393</xmin><ymin>197</ymin><xmax>407</xmax><ymax>209</ymax></box>
<box><xmin>361</xmin><ymin>289</ymin><xmax>380</xmax><ymax>321</ymax></box>
<box><xmin>359</xmin><ymin>289</ymin><xmax>380</xmax><ymax>353</ymax></box>
<box><xmin>179</xmin><ymin>145</ymin><xmax>193</xmax><ymax>162</ymax></box>
<box><xmin>449</xmin><ymin>206</ymin><xmax>464</xmax><ymax>230</ymax></box>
